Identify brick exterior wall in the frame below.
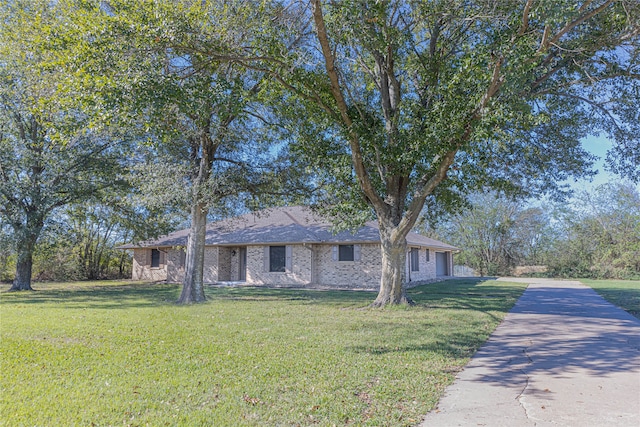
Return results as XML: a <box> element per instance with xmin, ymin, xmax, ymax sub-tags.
<box><xmin>314</xmin><ymin>243</ymin><xmax>381</xmax><ymax>288</ymax></box>
<box><xmin>406</xmin><ymin>247</ymin><xmax>438</xmax><ymax>283</ymax></box>
<box><xmin>131</xmin><ymin>249</ymin><xmax>167</xmax><ymax>281</ymax></box>
<box><xmin>132</xmin><ymin>244</ymin><xmax>453</xmax><ymax>287</ymax></box>
<box><xmin>166</xmin><ymin>248</ymin><xmax>185</xmax><ymax>283</ymax></box>
<box><xmin>246</xmin><ymin>244</ymin><xmax>313</xmax><ymax>286</ymax></box>
<box><xmin>163</xmin><ymin>247</ymin><xmax>235</xmax><ymax>284</ymax></box>
<box><xmin>202</xmin><ymin>247</ymin><xmax>219</xmax><ymax>283</ymax></box>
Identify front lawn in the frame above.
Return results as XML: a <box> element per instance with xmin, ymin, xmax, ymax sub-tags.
<box><xmin>580</xmin><ymin>278</ymin><xmax>640</xmax><ymax>319</ymax></box>
<box><xmin>1</xmin><ymin>278</ymin><xmax>525</xmax><ymax>426</ymax></box>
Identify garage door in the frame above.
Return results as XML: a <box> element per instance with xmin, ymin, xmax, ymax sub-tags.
<box><xmin>436</xmin><ymin>252</ymin><xmax>448</xmax><ymax>276</ymax></box>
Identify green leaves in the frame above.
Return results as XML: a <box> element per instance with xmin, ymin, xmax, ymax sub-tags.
<box><xmin>0</xmin><ymin>0</ymin><xmax>137</xmax><ymax>289</ymax></box>
<box><xmin>279</xmin><ymin>0</ymin><xmax>638</xmax><ymax>213</ymax></box>
<box><xmin>548</xmin><ymin>182</ymin><xmax>640</xmax><ymax>279</ymax></box>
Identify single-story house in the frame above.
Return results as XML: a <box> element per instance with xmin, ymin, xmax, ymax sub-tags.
<box><xmin>120</xmin><ymin>206</ymin><xmax>458</xmax><ymax>289</ymax></box>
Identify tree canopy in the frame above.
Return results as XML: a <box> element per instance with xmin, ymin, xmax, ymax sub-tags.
<box><xmin>0</xmin><ymin>0</ymin><xmax>127</xmax><ymax>290</ymax></box>
<box><xmin>49</xmin><ymin>0</ymin><xmax>310</xmax><ymax>302</ymax></box>
<box><xmin>427</xmin><ymin>191</ymin><xmax>555</xmax><ymax>276</ymax></box>
<box><xmin>234</xmin><ymin>0</ymin><xmax>640</xmax><ymax>305</ymax></box>
<box><xmin>548</xmin><ymin>181</ymin><xmax>640</xmax><ymax>278</ymax></box>
<box><xmin>2</xmin><ymin>1</ymin><xmax>638</xmax><ymax>304</ymax></box>
<box><xmin>431</xmin><ymin>182</ymin><xmax>640</xmax><ymax>279</ymax></box>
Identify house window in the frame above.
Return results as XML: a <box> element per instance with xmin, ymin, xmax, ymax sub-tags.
<box><xmin>410</xmin><ymin>248</ymin><xmax>419</xmax><ymax>271</ymax></box>
<box><xmin>332</xmin><ymin>244</ymin><xmax>361</xmax><ymax>262</ymax></box>
<box><xmin>339</xmin><ymin>245</ymin><xmax>354</xmax><ymax>261</ymax></box>
<box><xmin>426</xmin><ymin>249</ymin><xmax>430</xmax><ymax>262</ymax></box>
<box><xmin>269</xmin><ymin>246</ymin><xmax>286</xmax><ymax>272</ymax></box>
<box><xmin>151</xmin><ymin>249</ymin><xmax>161</xmax><ymax>268</ymax></box>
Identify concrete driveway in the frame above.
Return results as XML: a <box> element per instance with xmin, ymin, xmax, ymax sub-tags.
<box><xmin>421</xmin><ymin>278</ymin><xmax>640</xmax><ymax>426</ymax></box>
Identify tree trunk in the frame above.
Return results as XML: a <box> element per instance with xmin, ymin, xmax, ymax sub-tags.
<box><xmin>9</xmin><ymin>220</ymin><xmax>42</xmax><ymax>291</ymax></box>
<box><xmin>118</xmin><ymin>250</ymin><xmax>127</xmax><ymax>278</ymax></box>
<box><xmin>11</xmin><ymin>246</ymin><xmax>35</xmax><ymax>291</ymax></box>
<box><xmin>178</xmin><ymin>201</ymin><xmax>208</xmax><ymax>304</ymax></box>
<box><xmin>371</xmin><ymin>225</ymin><xmax>414</xmax><ymax>307</ymax></box>
<box><xmin>176</xmin><ymin>116</ymin><xmax>218</xmax><ymax>304</ymax></box>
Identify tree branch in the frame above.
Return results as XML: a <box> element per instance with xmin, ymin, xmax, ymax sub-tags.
<box><xmin>397</xmin><ymin>149</ymin><xmax>457</xmax><ymax>238</ymax></box>
<box><xmin>310</xmin><ymin>0</ymin><xmax>385</xmax><ymax>212</ymax></box>
<box><xmin>518</xmin><ymin>0</ymin><xmax>534</xmax><ymax>36</ymax></box>
<box><xmin>478</xmin><ymin>54</ymin><xmax>505</xmax><ymax>112</ymax></box>
<box><xmin>549</xmin><ymin>91</ymin><xmax>622</xmax><ymax>132</ymax></box>
<box><xmin>242</xmin><ymin>62</ymin><xmax>340</xmax><ymax>121</ymax></box>
<box><xmin>397</xmin><ymin>48</ymin><xmax>507</xmax><ymax>237</ymax></box>
<box><xmin>528</xmin><ymin>59</ymin><xmax>569</xmax><ymax>93</ymax></box>
<box><xmin>212</xmin><ymin>157</ymin><xmax>248</xmax><ymax>167</ymax></box>
<box><xmin>540</xmin><ymin>0</ymin><xmax>615</xmax><ymax>52</ymax></box>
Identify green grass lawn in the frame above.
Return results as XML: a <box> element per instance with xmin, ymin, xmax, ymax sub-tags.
<box><xmin>580</xmin><ymin>278</ymin><xmax>640</xmax><ymax>319</ymax></box>
<box><xmin>1</xmin><ymin>279</ymin><xmax>526</xmax><ymax>426</ymax></box>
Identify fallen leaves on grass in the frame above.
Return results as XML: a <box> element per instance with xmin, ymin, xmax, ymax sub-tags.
<box><xmin>243</xmin><ymin>394</ymin><xmax>262</xmax><ymax>406</ymax></box>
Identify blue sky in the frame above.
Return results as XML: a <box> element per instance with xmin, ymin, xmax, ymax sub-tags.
<box><xmin>571</xmin><ymin>135</ymin><xmax>639</xmax><ymax>192</ymax></box>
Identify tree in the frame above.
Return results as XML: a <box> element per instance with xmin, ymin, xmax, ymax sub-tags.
<box><xmin>511</xmin><ymin>206</ymin><xmax>556</xmax><ymax>267</ymax></box>
<box><xmin>430</xmin><ymin>192</ymin><xmax>555</xmax><ymax>276</ymax></box>
<box><xmin>0</xmin><ymin>193</ymin><xmax>183</xmax><ymax>283</ymax></box>
<box><xmin>239</xmin><ymin>0</ymin><xmax>640</xmax><ymax>305</ymax></box>
<box><xmin>0</xmin><ymin>220</ymin><xmax>14</xmax><ymax>282</ymax></box>
<box><xmin>0</xmin><ymin>1</ymin><xmax>126</xmax><ymax>290</ymax></box>
<box><xmin>548</xmin><ymin>182</ymin><xmax>640</xmax><ymax>278</ymax></box>
<box><xmin>59</xmin><ymin>0</ymin><xmax>308</xmax><ymax>302</ymax></box>
<box><xmin>62</xmin><ymin>199</ymin><xmax>180</xmax><ymax>280</ymax></box>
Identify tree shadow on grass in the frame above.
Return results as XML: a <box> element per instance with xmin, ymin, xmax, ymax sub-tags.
<box><xmin>0</xmin><ymin>278</ymin><xmax>525</xmax><ymax>312</ymax></box>
<box><xmin>208</xmin><ymin>278</ymin><xmax>526</xmax><ymax>310</ymax></box>
<box><xmin>0</xmin><ymin>282</ymin><xmax>180</xmax><ymax>309</ymax></box>
<box><xmin>348</xmin><ymin>325</ymin><xmax>495</xmax><ymax>361</ymax></box>
<box><xmin>0</xmin><ymin>281</ymin><xmax>377</xmax><ymax>309</ymax></box>
<box><xmin>409</xmin><ymin>278</ymin><xmax>527</xmax><ymax>317</ymax></box>
<box><xmin>208</xmin><ymin>285</ymin><xmax>376</xmax><ymax>306</ymax></box>
<box><xmin>588</xmin><ymin>287</ymin><xmax>640</xmax><ymax>319</ymax></box>
<box><xmin>349</xmin><ymin>284</ymin><xmax>640</xmax><ymax>386</ymax></box>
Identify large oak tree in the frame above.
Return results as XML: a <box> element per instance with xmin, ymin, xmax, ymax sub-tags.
<box><xmin>61</xmin><ymin>0</ymin><xmax>307</xmax><ymax>303</ymax></box>
<box><xmin>238</xmin><ymin>0</ymin><xmax>640</xmax><ymax>305</ymax></box>
<box><xmin>0</xmin><ymin>1</ymin><xmax>125</xmax><ymax>291</ymax></box>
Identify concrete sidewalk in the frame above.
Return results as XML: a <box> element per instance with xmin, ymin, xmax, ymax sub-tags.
<box><xmin>421</xmin><ymin>278</ymin><xmax>640</xmax><ymax>426</ymax></box>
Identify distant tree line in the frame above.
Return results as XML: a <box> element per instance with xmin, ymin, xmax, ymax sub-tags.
<box><xmin>3</xmin><ymin>181</ymin><xmax>636</xmax><ymax>283</ymax></box>
<box><xmin>0</xmin><ymin>200</ymin><xmax>181</xmax><ymax>283</ymax></box>
<box><xmin>424</xmin><ymin>182</ymin><xmax>640</xmax><ymax>279</ymax></box>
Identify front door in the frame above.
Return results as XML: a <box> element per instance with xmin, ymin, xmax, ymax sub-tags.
<box><xmin>238</xmin><ymin>247</ymin><xmax>247</xmax><ymax>281</ymax></box>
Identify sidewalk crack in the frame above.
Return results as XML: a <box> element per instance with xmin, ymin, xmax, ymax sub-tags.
<box><xmin>515</xmin><ymin>341</ymin><xmax>535</xmax><ymax>423</ymax></box>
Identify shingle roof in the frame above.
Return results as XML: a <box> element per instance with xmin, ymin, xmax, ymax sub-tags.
<box><xmin>119</xmin><ymin>206</ymin><xmax>458</xmax><ymax>251</ymax></box>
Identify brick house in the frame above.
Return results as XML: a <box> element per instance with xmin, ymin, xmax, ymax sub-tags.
<box><xmin>121</xmin><ymin>206</ymin><xmax>458</xmax><ymax>289</ymax></box>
